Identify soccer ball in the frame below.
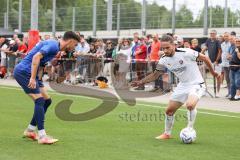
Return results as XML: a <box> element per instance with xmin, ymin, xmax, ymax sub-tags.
<box><xmin>179</xmin><ymin>127</ymin><xmax>196</xmax><ymax>144</ymax></box>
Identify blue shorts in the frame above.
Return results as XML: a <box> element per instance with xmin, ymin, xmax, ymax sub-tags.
<box><xmin>13</xmin><ymin>66</ymin><xmax>44</xmax><ymax>94</ymax></box>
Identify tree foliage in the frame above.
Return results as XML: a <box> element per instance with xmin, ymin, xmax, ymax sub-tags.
<box><xmin>0</xmin><ymin>0</ymin><xmax>239</xmax><ymax>32</ymax></box>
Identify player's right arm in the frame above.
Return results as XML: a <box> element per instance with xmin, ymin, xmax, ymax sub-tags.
<box><xmin>28</xmin><ymin>52</ymin><xmax>43</xmax><ymax>89</ymax></box>
<box><xmin>131</xmin><ymin>61</ymin><xmax>165</xmax><ymax>87</ymax></box>
<box><xmin>131</xmin><ymin>70</ymin><xmax>164</xmax><ymax>87</ymax></box>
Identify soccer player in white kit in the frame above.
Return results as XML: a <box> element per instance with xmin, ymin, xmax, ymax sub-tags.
<box><xmin>131</xmin><ymin>35</ymin><xmax>220</xmax><ymax>139</ymax></box>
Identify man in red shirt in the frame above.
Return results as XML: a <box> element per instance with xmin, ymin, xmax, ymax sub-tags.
<box><xmin>16</xmin><ymin>38</ymin><xmax>28</xmax><ymax>59</ymax></box>
<box><xmin>149</xmin><ymin>34</ymin><xmax>162</xmax><ymax>92</ymax></box>
<box><xmin>135</xmin><ymin>37</ymin><xmax>147</xmax><ymax>90</ymax></box>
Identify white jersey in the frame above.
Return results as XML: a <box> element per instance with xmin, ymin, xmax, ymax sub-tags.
<box><xmin>0</xmin><ymin>44</ymin><xmax>8</xmax><ymax>59</ymax></box>
<box><xmin>157</xmin><ymin>48</ymin><xmax>204</xmax><ymax>85</ymax></box>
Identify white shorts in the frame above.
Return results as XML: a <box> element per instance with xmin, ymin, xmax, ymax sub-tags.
<box><xmin>170</xmin><ymin>83</ymin><xmax>206</xmax><ymax>103</ymax></box>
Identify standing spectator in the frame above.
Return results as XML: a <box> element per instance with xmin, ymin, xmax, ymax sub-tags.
<box><xmin>114</xmin><ymin>38</ymin><xmax>123</xmax><ymax>58</ymax></box>
<box><xmin>5</xmin><ymin>40</ymin><xmax>18</xmax><ymax>78</ymax></box>
<box><xmin>145</xmin><ymin>34</ymin><xmax>153</xmax><ymax>55</ymax></box>
<box><xmin>130</xmin><ymin>32</ymin><xmax>140</xmax><ymax>81</ymax></box>
<box><xmin>149</xmin><ymin>34</ymin><xmax>162</xmax><ymax>92</ymax></box>
<box><xmin>146</xmin><ymin>34</ymin><xmax>153</xmax><ymax>45</ymax></box>
<box><xmin>135</xmin><ymin>37</ymin><xmax>147</xmax><ymax>90</ymax></box>
<box><xmin>60</xmin><ymin>51</ymin><xmax>75</xmax><ymax>84</ymax></box>
<box><xmin>89</xmin><ymin>42</ymin><xmax>97</xmax><ymax>54</ymax></box>
<box><xmin>95</xmin><ymin>39</ymin><xmax>106</xmax><ymax>57</ymax></box>
<box><xmin>229</xmin><ymin>37</ymin><xmax>240</xmax><ymax>101</ymax></box>
<box><xmin>115</xmin><ymin>38</ymin><xmax>132</xmax><ymax>89</ymax></box>
<box><xmin>111</xmin><ymin>38</ymin><xmax>123</xmax><ymax>86</ymax></box>
<box><xmin>94</xmin><ymin>39</ymin><xmax>105</xmax><ymax>77</ymax></box>
<box><xmin>228</xmin><ymin>35</ymin><xmax>236</xmax><ymax>56</ymax></box>
<box><xmin>22</xmin><ymin>36</ymin><xmax>29</xmax><ymax>48</ymax></box>
<box><xmin>201</xmin><ymin>29</ymin><xmax>222</xmax><ymax>95</ymax></box>
<box><xmin>75</xmin><ymin>31</ymin><xmax>81</xmax><ymax>38</ymax></box>
<box><xmin>13</xmin><ymin>34</ymin><xmax>18</xmax><ymax>41</ymax></box>
<box><xmin>191</xmin><ymin>39</ymin><xmax>205</xmax><ymax>78</ymax></box>
<box><xmin>131</xmin><ymin>32</ymin><xmax>140</xmax><ymax>54</ymax></box>
<box><xmin>183</xmin><ymin>40</ymin><xmax>191</xmax><ymax>48</ymax></box>
<box><xmin>191</xmin><ymin>39</ymin><xmax>201</xmax><ymax>52</ymax></box>
<box><xmin>0</xmin><ymin>37</ymin><xmax>8</xmax><ymax>78</ymax></box>
<box><xmin>230</xmin><ymin>31</ymin><xmax>236</xmax><ymax>37</ymax></box>
<box><xmin>44</xmin><ymin>35</ymin><xmax>51</xmax><ymax>40</ymax></box>
<box><xmin>74</xmin><ymin>35</ymin><xmax>90</xmax><ymax>82</ymax></box>
<box><xmin>87</xmin><ymin>42</ymin><xmax>97</xmax><ymax>82</ymax></box>
<box><xmin>16</xmin><ymin>38</ymin><xmax>28</xmax><ymax>60</ymax></box>
<box><xmin>227</xmin><ymin>35</ymin><xmax>236</xmax><ymax>87</ymax></box>
<box><xmin>221</xmin><ymin>32</ymin><xmax>231</xmax><ymax>97</ymax></box>
<box><xmin>174</xmin><ymin>35</ymin><xmax>184</xmax><ymax>48</ymax></box>
<box><xmin>218</xmin><ymin>34</ymin><xmax>224</xmax><ymax>43</ymax></box>
<box><xmin>103</xmin><ymin>40</ymin><xmax>114</xmax><ymax>83</ymax></box>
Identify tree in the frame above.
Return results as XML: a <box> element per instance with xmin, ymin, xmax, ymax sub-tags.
<box><xmin>146</xmin><ymin>3</ymin><xmax>171</xmax><ymax>29</ymax></box>
<box><xmin>194</xmin><ymin>5</ymin><xmax>239</xmax><ymax>28</ymax></box>
<box><xmin>112</xmin><ymin>0</ymin><xmax>142</xmax><ymax>30</ymax></box>
<box><xmin>175</xmin><ymin>5</ymin><xmax>194</xmax><ymax>28</ymax></box>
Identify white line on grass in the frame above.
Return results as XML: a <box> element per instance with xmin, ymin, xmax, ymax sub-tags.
<box><xmin>1</xmin><ymin>85</ymin><xmax>240</xmax><ymax>119</ymax></box>
<box><xmin>136</xmin><ymin>103</ymin><xmax>240</xmax><ymax>119</ymax></box>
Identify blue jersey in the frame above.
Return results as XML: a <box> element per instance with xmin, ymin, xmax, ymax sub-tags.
<box><xmin>13</xmin><ymin>40</ymin><xmax>60</xmax><ymax>94</ymax></box>
<box><xmin>19</xmin><ymin>40</ymin><xmax>60</xmax><ymax>73</ymax></box>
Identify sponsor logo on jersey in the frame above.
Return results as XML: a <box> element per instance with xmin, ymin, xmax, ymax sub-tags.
<box><xmin>171</xmin><ymin>66</ymin><xmax>187</xmax><ymax>73</ymax></box>
<box><xmin>179</xmin><ymin>60</ymin><xmax>184</xmax><ymax>64</ymax></box>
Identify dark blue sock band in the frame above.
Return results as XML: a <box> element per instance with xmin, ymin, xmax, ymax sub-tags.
<box><xmin>32</xmin><ymin>97</ymin><xmax>45</xmax><ymax>130</ymax></box>
<box><xmin>30</xmin><ymin>98</ymin><xmax>52</xmax><ymax>127</ymax></box>
<box><xmin>43</xmin><ymin>98</ymin><xmax>52</xmax><ymax>113</ymax></box>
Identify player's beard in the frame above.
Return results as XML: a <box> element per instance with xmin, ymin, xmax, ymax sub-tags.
<box><xmin>168</xmin><ymin>52</ymin><xmax>174</xmax><ymax>57</ymax></box>
<box><xmin>165</xmin><ymin>50</ymin><xmax>174</xmax><ymax>57</ymax></box>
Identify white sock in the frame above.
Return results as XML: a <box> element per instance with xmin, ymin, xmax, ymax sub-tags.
<box><xmin>164</xmin><ymin>114</ymin><xmax>174</xmax><ymax>135</ymax></box>
<box><xmin>187</xmin><ymin>108</ymin><xmax>197</xmax><ymax>128</ymax></box>
<box><xmin>38</xmin><ymin>129</ymin><xmax>47</xmax><ymax>138</ymax></box>
<box><xmin>27</xmin><ymin>124</ymin><xmax>36</xmax><ymax>131</ymax></box>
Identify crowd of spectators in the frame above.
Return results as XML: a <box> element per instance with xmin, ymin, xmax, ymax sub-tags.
<box><xmin>0</xmin><ymin>30</ymin><xmax>239</xmax><ymax>100</ymax></box>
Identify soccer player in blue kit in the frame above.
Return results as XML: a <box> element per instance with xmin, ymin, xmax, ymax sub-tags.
<box><xmin>14</xmin><ymin>31</ymin><xmax>80</xmax><ymax>144</ymax></box>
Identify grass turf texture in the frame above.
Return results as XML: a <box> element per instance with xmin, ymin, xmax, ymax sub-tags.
<box><xmin>0</xmin><ymin>86</ymin><xmax>240</xmax><ymax>160</ymax></box>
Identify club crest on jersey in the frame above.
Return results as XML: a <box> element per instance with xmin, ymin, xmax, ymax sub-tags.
<box><xmin>179</xmin><ymin>60</ymin><xmax>183</xmax><ymax>64</ymax></box>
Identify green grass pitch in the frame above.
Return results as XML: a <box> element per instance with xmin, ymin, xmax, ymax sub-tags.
<box><xmin>0</xmin><ymin>86</ymin><xmax>239</xmax><ymax>160</ymax></box>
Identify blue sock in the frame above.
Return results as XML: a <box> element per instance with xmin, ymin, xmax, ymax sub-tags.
<box><xmin>30</xmin><ymin>98</ymin><xmax>52</xmax><ymax>127</ymax></box>
<box><xmin>43</xmin><ymin>99</ymin><xmax>52</xmax><ymax>113</ymax></box>
<box><xmin>31</xmin><ymin>97</ymin><xmax>45</xmax><ymax>130</ymax></box>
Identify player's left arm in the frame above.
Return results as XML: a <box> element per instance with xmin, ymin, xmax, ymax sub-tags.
<box><xmin>28</xmin><ymin>52</ymin><xmax>43</xmax><ymax>89</ymax></box>
<box><xmin>197</xmin><ymin>53</ymin><xmax>220</xmax><ymax>78</ymax></box>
